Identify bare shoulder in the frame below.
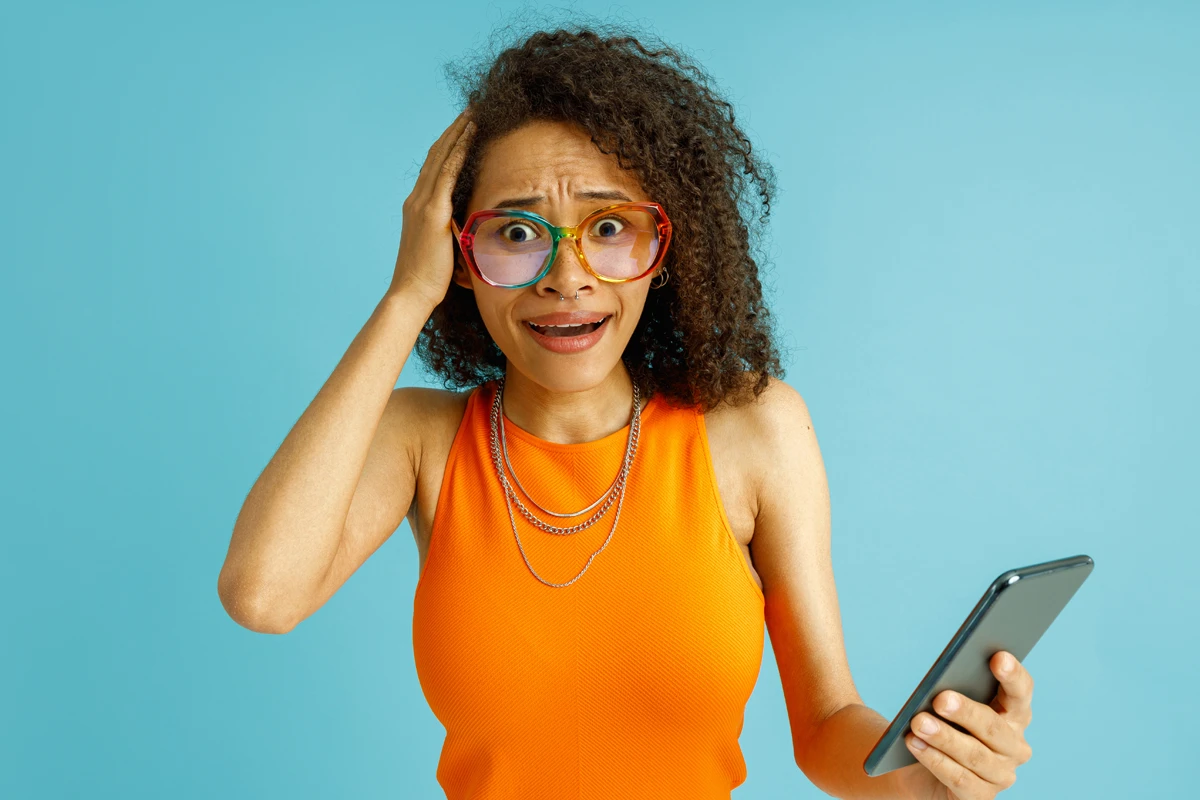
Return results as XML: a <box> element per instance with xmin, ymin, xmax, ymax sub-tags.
<box><xmin>702</xmin><ymin>373</ymin><xmax>813</xmax><ymax>430</ymax></box>
<box><xmin>697</xmin><ymin>374</ymin><xmax>819</xmax><ymax>591</ymax></box>
<box><xmin>391</xmin><ymin>384</ymin><xmax>472</xmax><ymax>561</ymax></box>
<box><xmin>388</xmin><ymin>385</ymin><xmax>471</xmax><ymax>458</ymax></box>
<box><xmin>387</xmin><ymin>385</ymin><xmax>471</xmax><ymax>497</ymax></box>
<box><xmin>701</xmin><ymin>375</ymin><xmax>818</xmax><ymax>519</ymax></box>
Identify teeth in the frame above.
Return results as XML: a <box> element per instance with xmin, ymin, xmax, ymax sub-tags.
<box><xmin>527</xmin><ymin>317</ymin><xmax>606</xmax><ymax>327</ymax></box>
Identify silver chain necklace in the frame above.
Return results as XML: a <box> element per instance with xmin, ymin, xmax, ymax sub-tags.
<box><xmin>489</xmin><ymin>376</ymin><xmax>642</xmax><ymax>535</ymax></box>
<box><xmin>498</xmin><ymin>390</ymin><xmax>635</xmax><ymax>520</ymax></box>
<box><xmin>488</xmin><ymin>376</ymin><xmax>642</xmax><ymax>587</ymax></box>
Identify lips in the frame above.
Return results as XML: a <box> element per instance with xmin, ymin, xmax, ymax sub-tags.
<box><xmin>522</xmin><ymin>313</ymin><xmax>612</xmax><ymax>353</ymax></box>
<box><xmin>522</xmin><ymin>309</ymin><xmax>612</xmax><ymax>338</ymax></box>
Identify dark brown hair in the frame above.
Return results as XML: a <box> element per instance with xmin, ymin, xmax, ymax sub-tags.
<box><xmin>415</xmin><ymin>21</ymin><xmax>787</xmax><ymax>411</ymax></box>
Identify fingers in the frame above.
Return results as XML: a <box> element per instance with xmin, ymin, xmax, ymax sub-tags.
<box><xmin>989</xmin><ymin>651</ymin><xmax>1034</xmax><ymax>725</ymax></box>
<box><xmin>417</xmin><ymin>110</ymin><xmax>471</xmax><ymax>184</ymax></box>
<box><xmin>905</xmin><ymin>732</ymin><xmax>992</xmax><ymax>798</ymax></box>
<box><xmin>413</xmin><ymin>109</ymin><xmax>475</xmax><ymax>199</ymax></box>
<box><xmin>904</xmin><ymin>653</ymin><xmax>1036</xmax><ymax>798</ymax></box>
<box><xmin>929</xmin><ymin>689</ymin><xmax>1028</xmax><ymax>761</ymax></box>
<box><xmin>391</xmin><ymin>108</ymin><xmax>477</xmax><ymax>301</ymax></box>
<box><xmin>426</xmin><ymin>108</ymin><xmax>472</xmax><ymax>164</ymax></box>
<box><xmin>434</xmin><ymin>114</ymin><xmax>476</xmax><ymax>196</ymax></box>
<box><xmin>908</xmin><ymin>709</ymin><xmax>1018</xmax><ymax>788</ymax></box>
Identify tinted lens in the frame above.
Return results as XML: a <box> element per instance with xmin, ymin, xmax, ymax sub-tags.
<box><xmin>471</xmin><ymin>215</ymin><xmax>552</xmax><ymax>286</ymax></box>
<box><xmin>581</xmin><ymin>209</ymin><xmax>661</xmax><ymax>279</ymax></box>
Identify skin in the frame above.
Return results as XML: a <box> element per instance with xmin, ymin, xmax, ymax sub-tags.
<box><xmin>222</xmin><ymin>110</ymin><xmax>1036</xmax><ymax>800</ymax></box>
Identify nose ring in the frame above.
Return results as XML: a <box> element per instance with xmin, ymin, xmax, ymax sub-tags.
<box><xmin>557</xmin><ymin>290</ymin><xmax>580</xmax><ymax>301</ymax></box>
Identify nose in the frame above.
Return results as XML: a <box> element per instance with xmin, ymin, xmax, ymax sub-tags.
<box><xmin>537</xmin><ymin>231</ymin><xmax>593</xmax><ymax>300</ymax></box>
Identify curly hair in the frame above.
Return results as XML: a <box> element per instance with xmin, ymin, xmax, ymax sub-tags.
<box><xmin>414</xmin><ymin>20</ymin><xmax>787</xmax><ymax>412</ymax></box>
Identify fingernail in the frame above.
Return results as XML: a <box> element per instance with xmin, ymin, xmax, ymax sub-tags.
<box><xmin>918</xmin><ymin>716</ymin><xmax>938</xmax><ymax>735</ymax></box>
<box><xmin>1001</xmin><ymin>654</ymin><xmax>1014</xmax><ymax>673</ymax></box>
<box><xmin>910</xmin><ymin>736</ymin><xmax>928</xmax><ymax>751</ymax></box>
<box><xmin>941</xmin><ymin>692</ymin><xmax>959</xmax><ymax>713</ymax></box>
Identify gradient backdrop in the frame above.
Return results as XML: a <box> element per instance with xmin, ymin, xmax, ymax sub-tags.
<box><xmin>3</xmin><ymin>1</ymin><xmax>1195</xmax><ymax>797</ymax></box>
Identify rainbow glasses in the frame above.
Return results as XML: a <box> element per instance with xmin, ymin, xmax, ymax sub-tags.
<box><xmin>451</xmin><ymin>202</ymin><xmax>672</xmax><ymax>289</ymax></box>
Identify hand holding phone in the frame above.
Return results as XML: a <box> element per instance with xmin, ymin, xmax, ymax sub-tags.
<box><xmin>899</xmin><ymin>647</ymin><xmax>1036</xmax><ymax>798</ymax></box>
<box><xmin>864</xmin><ymin>555</ymin><xmax>1094</xmax><ymax>780</ymax></box>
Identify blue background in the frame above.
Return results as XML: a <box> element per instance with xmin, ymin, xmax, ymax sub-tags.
<box><xmin>3</xmin><ymin>1</ymin><xmax>1195</xmax><ymax>797</ymax></box>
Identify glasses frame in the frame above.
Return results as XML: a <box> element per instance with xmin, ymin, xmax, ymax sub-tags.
<box><xmin>451</xmin><ymin>201</ymin><xmax>672</xmax><ymax>289</ymax></box>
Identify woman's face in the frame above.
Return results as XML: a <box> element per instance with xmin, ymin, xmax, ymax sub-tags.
<box><xmin>452</xmin><ymin>119</ymin><xmax>656</xmax><ymax>394</ymax></box>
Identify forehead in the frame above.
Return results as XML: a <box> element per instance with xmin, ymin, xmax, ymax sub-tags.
<box><xmin>471</xmin><ymin>119</ymin><xmax>646</xmax><ymax>205</ymax></box>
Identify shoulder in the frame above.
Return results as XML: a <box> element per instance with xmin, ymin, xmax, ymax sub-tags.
<box><xmin>389</xmin><ymin>383</ymin><xmax>475</xmax><ymax>419</ymax></box>
<box><xmin>390</xmin><ymin>384</ymin><xmax>479</xmax><ymax>541</ymax></box>
<box><xmin>385</xmin><ymin>384</ymin><xmax>476</xmax><ymax>475</ymax></box>
<box><xmin>704</xmin><ymin>375</ymin><xmax>819</xmax><ymax>493</ymax></box>
<box><xmin>733</xmin><ymin>374</ymin><xmax>812</xmax><ymax>429</ymax></box>
<box><xmin>704</xmin><ymin>374</ymin><xmax>815</xmax><ymax>451</ymax></box>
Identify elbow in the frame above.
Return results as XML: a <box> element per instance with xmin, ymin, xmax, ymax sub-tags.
<box><xmin>793</xmin><ymin>701</ymin><xmax>860</xmax><ymax>774</ymax></box>
<box><xmin>217</xmin><ymin>568</ymin><xmax>298</xmax><ymax>634</ymax></box>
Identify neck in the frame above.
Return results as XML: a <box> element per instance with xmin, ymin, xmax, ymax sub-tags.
<box><xmin>498</xmin><ymin>363</ymin><xmax>642</xmax><ymax>445</ymax></box>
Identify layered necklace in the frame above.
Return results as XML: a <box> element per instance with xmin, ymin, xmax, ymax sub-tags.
<box><xmin>488</xmin><ymin>376</ymin><xmax>643</xmax><ymax>587</ymax></box>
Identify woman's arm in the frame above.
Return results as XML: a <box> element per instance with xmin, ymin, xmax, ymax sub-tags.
<box><xmin>217</xmin><ymin>109</ymin><xmax>476</xmax><ymax>633</ymax></box>
<box><xmin>217</xmin><ymin>290</ymin><xmax>435</xmax><ymax>633</ymax></box>
<box><xmin>748</xmin><ymin>377</ymin><xmax>1035</xmax><ymax>800</ymax></box>
<box><xmin>743</xmin><ymin>376</ymin><xmax>923</xmax><ymax>800</ymax></box>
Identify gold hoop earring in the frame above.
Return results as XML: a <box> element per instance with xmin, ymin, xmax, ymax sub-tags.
<box><xmin>649</xmin><ymin>266</ymin><xmax>670</xmax><ymax>289</ymax></box>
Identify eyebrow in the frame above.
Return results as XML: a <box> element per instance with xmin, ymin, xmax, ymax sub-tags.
<box><xmin>491</xmin><ymin>189</ymin><xmax>633</xmax><ymax>209</ymax></box>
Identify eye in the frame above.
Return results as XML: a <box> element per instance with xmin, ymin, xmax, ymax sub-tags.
<box><xmin>497</xmin><ymin>220</ymin><xmax>542</xmax><ymax>243</ymax></box>
<box><xmin>589</xmin><ymin>216</ymin><xmax>627</xmax><ymax>238</ymax></box>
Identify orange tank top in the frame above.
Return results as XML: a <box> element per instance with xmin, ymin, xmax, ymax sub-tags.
<box><xmin>412</xmin><ymin>379</ymin><xmax>766</xmax><ymax>798</ymax></box>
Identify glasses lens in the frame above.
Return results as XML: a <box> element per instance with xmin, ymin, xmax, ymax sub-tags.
<box><xmin>581</xmin><ymin>209</ymin><xmax>661</xmax><ymax>279</ymax></box>
<box><xmin>471</xmin><ymin>215</ymin><xmax>553</xmax><ymax>286</ymax></box>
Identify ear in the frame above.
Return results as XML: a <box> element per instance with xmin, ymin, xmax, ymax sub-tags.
<box><xmin>451</xmin><ymin>251</ymin><xmax>474</xmax><ymax>291</ymax></box>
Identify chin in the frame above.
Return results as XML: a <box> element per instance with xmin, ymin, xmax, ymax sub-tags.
<box><xmin>505</xmin><ymin>327</ymin><xmax>632</xmax><ymax>394</ymax></box>
<box><xmin>511</xmin><ymin>357</ymin><xmax>622</xmax><ymax>395</ymax></box>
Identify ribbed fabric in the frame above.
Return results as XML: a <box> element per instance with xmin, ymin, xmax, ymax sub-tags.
<box><xmin>412</xmin><ymin>379</ymin><xmax>766</xmax><ymax>799</ymax></box>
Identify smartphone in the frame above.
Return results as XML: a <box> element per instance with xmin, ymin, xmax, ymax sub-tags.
<box><xmin>863</xmin><ymin>554</ymin><xmax>1094</xmax><ymax>777</ymax></box>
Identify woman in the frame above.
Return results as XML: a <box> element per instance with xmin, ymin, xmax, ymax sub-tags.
<box><xmin>218</xmin><ymin>26</ymin><xmax>1035</xmax><ymax>800</ymax></box>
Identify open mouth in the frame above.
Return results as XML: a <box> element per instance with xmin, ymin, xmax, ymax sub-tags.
<box><xmin>525</xmin><ymin>316</ymin><xmax>611</xmax><ymax>337</ymax></box>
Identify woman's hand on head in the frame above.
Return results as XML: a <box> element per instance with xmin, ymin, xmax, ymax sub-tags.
<box><xmin>903</xmin><ymin>651</ymin><xmax>1035</xmax><ymax>800</ymax></box>
<box><xmin>388</xmin><ymin>108</ymin><xmax>475</xmax><ymax>307</ymax></box>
